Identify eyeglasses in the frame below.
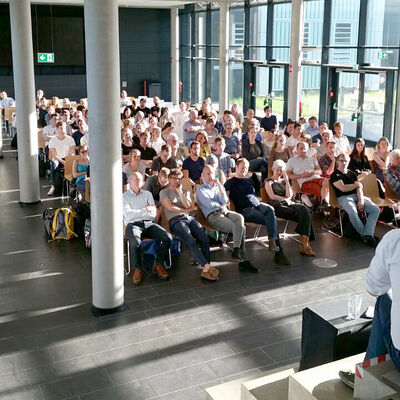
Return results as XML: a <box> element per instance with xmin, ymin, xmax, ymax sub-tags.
<box><xmin>80</xmin><ymin>150</ymin><xmax>88</xmax><ymax>154</ymax></box>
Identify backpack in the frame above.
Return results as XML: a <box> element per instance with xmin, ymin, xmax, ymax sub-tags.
<box><xmin>42</xmin><ymin>207</ymin><xmax>78</xmax><ymax>241</ymax></box>
<box><xmin>84</xmin><ymin>218</ymin><xmax>91</xmax><ymax>248</ymax></box>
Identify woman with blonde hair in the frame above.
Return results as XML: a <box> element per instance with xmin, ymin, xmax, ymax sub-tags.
<box><xmin>195</xmin><ymin>131</ymin><xmax>211</xmax><ymax>159</ymax></box>
<box><xmin>265</xmin><ymin>159</ymin><xmax>315</xmax><ymax>256</ymax></box>
<box><xmin>372</xmin><ymin>137</ymin><xmax>391</xmax><ymax>183</ymax></box>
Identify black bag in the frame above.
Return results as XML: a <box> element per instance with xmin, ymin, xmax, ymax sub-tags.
<box><xmin>38</xmin><ymin>151</ymin><xmax>47</xmax><ymax>178</ymax></box>
<box><xmin>42</xmin><ymin>208</ymin><xmax>56</xmax><ymax>238</ymax></box>
<box><xmin>74</xmin><ymin>202</ymin><xmax>90</xmax><ymax>239</ymax></box>
<box><xmin>53</xmin><ymin>168</ymin><xmax>64</xmax><ymax>196</ymax></box>
<box><xmin>84</xmin><ymin>219</ymin><xmax>91</xmax><ymax>248</ymax></box>
<box><xmin>10</xmin><ymin>133</ymin><xmax>17</xmax><ymax>148</ymax></box>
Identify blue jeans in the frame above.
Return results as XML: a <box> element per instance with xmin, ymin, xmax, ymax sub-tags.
<box><xmin>365</xmin><ymin>292</ymin><xmax>400</xmax><ymax>371</ymax></box>
<box><xmin>241</xmin><ymin>203</ymin><xmax>279</xmax><ymax>241</ymax></box>
<box><xmin>49</xmin><ymin>160</ymin><xmax>62</xmax><ymax>184</ymax></box>
<box><xmin>126</xmin><ymin>222</ymin><xmax>172</xmax><ymax>270</ymax></box>
<box><xmin>337</xmin><ymin>193</ymin><xmax>379</xmax><ymax>237</ymax></box>
<box><xmin>170</xmin><ymin>215</ymin><xmax>210</xmax><ymax>267</ymax></box>
<box><xmin>76</xmin><ymin>179</ymin><xmax>86</xmax><ymax>191</ymax></box>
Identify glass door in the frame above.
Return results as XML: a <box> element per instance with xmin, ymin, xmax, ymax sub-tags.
<box><xmin>362</xmin><ymin>73</ymin><xmax>386</xmax><ymax>142</ymax></box>
<box><xmin>336</xmin><ymin>71</ymin><xmax>359</xmax><ymax>138</ymax></box>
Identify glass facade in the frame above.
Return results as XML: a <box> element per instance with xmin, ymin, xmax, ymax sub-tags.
<box><xmin>179</xmin><ymin>0</ymin><xmax>400</xmax><ymax>143</ymax></box>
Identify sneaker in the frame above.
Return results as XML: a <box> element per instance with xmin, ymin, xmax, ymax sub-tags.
<box><xmin>47</xmin><ymin>185</ymin><xmax>55</xmax><ymax>196</ymax></box>
<box><xmin>269</xmin><ymin>239</ymin><xmax>280</xmax><ymax>253</ymax></box>
<box><xmin>274</xmin><ymin>250</ymin><xmax>292</xmax><ymax>266</ymax></box>
<box><xmin>339</xmin><ymin>370</ymin><xmax>355</xmax><ymax>389</ymax></box>
<box><xmin>301</xmin><ymin>194</ymin><xmax>313</xmax><ymax>207</ymax></box>
<box><xmin>363</xmin><ymin>235</ymin><xmax>378</xmax><ymax>247</ymax></box>
<box><xmin>232</xmin><ymin>247</ymin><xmax>242</xmax><ymax>260</ymax></box>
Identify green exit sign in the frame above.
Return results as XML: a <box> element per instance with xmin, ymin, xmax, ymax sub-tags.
<box><xmin>37</xmin><ymin>53</ymin><xmax>55</xmax><ymax>63</ymax></box>
<box><xmin>378</xmin><ymin>51</ymin><xmax>388</xmax><ymax>60</ymax></box>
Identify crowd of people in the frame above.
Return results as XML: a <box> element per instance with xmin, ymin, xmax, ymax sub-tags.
<box><xmin>2</xmin><ymin>89</ymin><xmax>400</xmax><ymax>283</ymax></box>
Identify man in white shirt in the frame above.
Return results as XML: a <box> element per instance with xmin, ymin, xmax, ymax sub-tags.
<box><xmin>123</xmin><ymin>172</ymin><xmax>171</xmax><ymax>285</ymax></box>
<box><xmin>120</xmin><ymin>90</ymin><xmax>132</xmax><ymax>110</ymax></box>
<box><xmin>48</xmin><ymin>121</ymin><xmax>75</xmax><ymax>196</ymax></box>
<box><xmin>42</xmin><ymin>113</ymin><xmax>58</xmax><ymax>147</ymax></box>
<box><xmin>0</xmin><ymin>91</ymin><xmax>15</xmax><ymax>107</ymax></box>
<box><xmin>287</xmin><ymin>122</ymin><xmax>302</xmax><ymax>153</ymax></box>
<box><xmin>183</xmin><ymin>110</ymin><xmax>204</xmax><ymax>147</ymax></box>
<box><xmin>172</xmin><ymin>102</ymin><xmax>189</xmax><ymax>141</ymax></box>
<box><xmin>287</xmin><ymin>142</ymin><xmax>329</xmax><ymax>206</ymax></box>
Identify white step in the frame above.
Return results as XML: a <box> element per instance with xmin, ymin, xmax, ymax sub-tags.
<box><xmin>206</xmin><ymin>371</ymin><xmax>265</xmax><ymax>400</ymax></box>
<box><xmin>288</xmin><ymin>353</ymin><xmax>365</xmax><ymax>400</ymax></box>
<box><xmin>241</xmin><ymin>363</ymin><xmax>298</xmax><ymax>400</ymax></box>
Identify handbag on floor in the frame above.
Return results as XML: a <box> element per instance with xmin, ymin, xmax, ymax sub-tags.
<box><xmin>42</xmin><ymin>207</ymin><xmax>78</xmax><ymax>242</ymax></box>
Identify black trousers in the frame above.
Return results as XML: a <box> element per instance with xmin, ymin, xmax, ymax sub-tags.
<box><xmin>126</xmin><ymin>222</ymin><xmax>172</xmax><ymax>270</ymax></box>
<box><xmin>272</xmin><ymin>202</ymin><xmax>315</xmax><ymax>240</ymax></box>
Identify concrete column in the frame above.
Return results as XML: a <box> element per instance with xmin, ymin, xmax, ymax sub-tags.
<box><xmin>287</xmin><ymin>0</ymin><xmax>304</xmax><ymax>121</ymax></box>
<box><xmin>84</xmin><ymin>0</ymin><xmax>125</xmax><ymax>315</ymax></box>
<box><xmin>395</xmin><ymin>76</ymin><xmax>400</xmax><ymax>148</ymax></box>
<box><xmin>219</xmin><ymin>1</ymin><xmax>229</xmax><ymax>112</ymax></box>
<box><xmin>171</xmin><ymin>7</ymin><xmax>180</xmax><ymax>105</ymax></box>
<box><xmin>9</xmin><ymin>0</ymin><xmax>40</xmax><ymax>204</ymax></box>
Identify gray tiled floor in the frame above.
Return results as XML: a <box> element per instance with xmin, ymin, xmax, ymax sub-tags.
<box><xmin>0</xmin><ymin>146</ymin><xmax>387</xmax><ymax>399</ymax></box>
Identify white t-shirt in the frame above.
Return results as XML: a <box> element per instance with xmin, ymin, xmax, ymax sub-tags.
<box><xmin>42</xmin><ymin>125</ymin><xmax>57</xmax><ymax>145</ymax></box>
<box><xmin>287</xmin><ymin>135</ymin><xmax>300</xmax><ymax>149</ymax></box>
<box><xmin>333</xmin><ymin>135</ymin><xmax>350</xmax><ymax>157</ymax></box>
<box><xmin>80</xmin><ymin>133</ymin><xmax>89</xmax><ymax>148</ymax></box>
<box><xmin>49</xmin><ymin>135</ymin><xmax>75</xmax><ymax>159</ymax></box>
<box><xmin>365</xmin><ymin>229</ymin><xmax>400</xmax><ymax>349</ymax></box>
<box><xmin>172</xmin><ymin>111</ymin><xmax>189</xmax><ymax>141</ymax></box>
<box><xmin>287</xmin><ymin>155</ymin><xmax>321</xmax><ymax>187</ymax></box>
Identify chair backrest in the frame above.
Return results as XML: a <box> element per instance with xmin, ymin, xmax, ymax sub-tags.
<box><xmin>37</xmin><ymin>129</ymin><xmax>45</xmax><ymax>149</ymax></box>
<box><xmin>4</xmin><ymin>107</ymin><xmax>15</xmax><ymax>122</ymax></box>
<box><xmin>64</xmin><ymin>155</ymin><xmax>80</xmax><ymax>182</ymax></box>
<box><xmin>160</xmin><ymin>209</ymin><xmax>171</xmax><ymax>233</ymax></box>
<box><xmin>361</xmin><ymin>173</ymin><xmax>380</xmax><ymax>200</ymax></box>
<box><xmin>85</xmin><ymin>178</ymin><xmax>90</xmax><ymax>202</ymax></box>
<box><xmin>260</xmin><ymin>187</ymin><xmax>271</xmax><ymax>204</ymax></box>
<box><xmin>328</xmin><ymin>182</ymin><xmax>339</xmax><ymax>208</ymax></box>
<box><xmin>181</xmin><ymin>177</ymin><xmax>195</xmax><ymax>203</ymax></box>
<box><xmin>384</xmin><ymin>178</ymin><xmax>399</xmax><ymax>201</ymax></box>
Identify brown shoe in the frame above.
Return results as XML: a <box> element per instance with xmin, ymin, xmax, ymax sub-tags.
<box><xmin>208</xmin><ymin>266</ymin><xmax>220</xmax><ymax>278</ymax></box>
<box><xmin>201</xmin><ymin>269</ymin><xmax>219</xmax><ymax>281</ymax></box>
<box><xmin>132</xmin><ymin>268</ymin><xmax>143</xmax><ymax>285</ymax></box>
<box><xmin>300</xmin><ymin>235</ymin><xmax>316</xmax><ymax>256</ymax></box>
<box><xmin>153</xmin><ymin>264</ymin><xmax>169</xmax><ymax>280</ymax></box>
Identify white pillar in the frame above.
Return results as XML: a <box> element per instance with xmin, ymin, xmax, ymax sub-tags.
<box><xmin>288</xmin><ymin>0</ymin><xmax>304</xmax><ymax>121</ymax></box>
<box><xmin>84</xmin><ymin>0</ymin><xmax>125</xmax><ymax>315</ymax></box>
<box><xmin>171</xmin><ymin>7</ymin><xmax>180</xmax><ymax>105</ymax></box>
<box><xmin>219</xmin><ymin>2</ymin><xmax>229</xmax><ymax>112</ymax></box>
<box><xmin>395</xmin><ymin>75</ymin><xmax>400</xmax><ymax>148</ymax></box>
<box><xmin>9</xmin><ymin>0</ymin><xmax>40</xmax><ymax>204</ymax></box>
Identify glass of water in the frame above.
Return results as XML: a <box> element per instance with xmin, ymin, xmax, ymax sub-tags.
<box><xmin>348</xmin><ymin>294</ymin><xmax>363</xmax><ymax>319</ymax></box>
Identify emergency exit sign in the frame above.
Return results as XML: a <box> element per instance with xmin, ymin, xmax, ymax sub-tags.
<box><xmin>37</xmin><ymin>53</ymin><xmax>55</xmax><ymax>63</ymax></box>
<box><xmin>378</xmin><ymin>51</ymin><xmax>388</xmax><ymax>60</ymax></box>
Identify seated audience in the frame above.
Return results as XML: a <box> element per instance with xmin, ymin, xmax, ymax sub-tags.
<box><xmin>349</xmin><ymin>138</ymin><xmax>371</xmax><ymax>178</ymax></box>
<box><xmin>333</xmin><ymin>122</ymin><xmax>351</xmax><ymax>156</ymax></box>
<box><xmin>134</xmin><ymin>97</ymin><xmax>151</xmax><ymax>118</ymax></box>
<box><xmin>172</xmin><ymin>102</ymin><xmax>189</xmax><ymax>140</ymax></box>
<box><xmin>144</xmin><ymin>167</ymin><xmax>170</xmax><ymax>222</ymax></box>
<box><xmin>158</xmin><ymin>107</ymin><xmax>174</xmax><ymax>128</ymax></box>
<box><xmin>42</xmin><ymin>113</ymin><xmax>59</xmax><ymax>149</ymax></box>
<box><xmin>313</xmin><ymin>121</ymin><xmax>329</xmax><ymax>145</ymax></box>
<box><xmin>269</xmin><ymin>133</ymin><xmax>292</xmax><ymax>166</ymax></box>
<box><xmin>222</xmin><ymin>123</ymin><xmax>241</xmax><ymax>158</ymax></box>
<box><xmin>224</xmin><ymin>158</ymin><xmax>291</xmax><ymax>265</ymax></box>
<box><xmin>386</xmin><ymin>149</ymin><xmax>400</xmax><ymax>197</ymax></box>
<box><xmin>206</xmin><ymin>154</ymin><xmax>226</xmax><ymax>185</ymax></box>
<box><xmin>316</xmin><ymin>129</ymin><xmax>333</xmax><ymax>159</ymax></box>
<box><xmin>373</xmin><ymin>137</ymin><xmax>391</xmax><ymax>183</ymax></box>
<box><xmin>283</xmin><ymin>119</ymin><xmax>294</xmax><ymax>138</ymax></box>
<box><xmin>331</xmin><ymin>153</ymin><xmax>379</xmax><ymax>246</ymax></box>
<box><xmin>287</xmin><ymin>122</ymin><xmax>302</xmax><ymax>153</ymax></box>
<box><xmin>151</xmin><ymin>144</ymin><xmax>177</xmax><ymax>174</ymax></box>
<box><xmin>198</xmin><ymin>101</ymin><xmax>211</xmax><ymax>121</ymax></box>
<box><xmin>287</xmin><ymin>142</ymin><xmax>329</xmax><ymax>207</ymax></box>
<box><xmin>265</xmin><ymin>160</ymin><xmax>315</xmax><ymax>256</ymax></box>
<box><xmin>72</xmin><ymin>145</ymin><xmax>89</xmax><ymax>192</ymax></box>
<box><xmin>231</xmin><ymin>103</ymin><xmax>243</xmax><ymax>127</ymax></box>
<box><xmin>260</xmin><ymin>106</ymin><xmax>278</xmax><ymax>132</ymax></box>
<box><xmin>318</xmin><ymin>140</ymin><xmax>336</xmax><ymax>178</ymax></box>
<box><xmin>183</xmin><ymin>110</ymin><xmax>204</xmax><ymax>147</ymax></box>
<box><xmin>48</xmin><ymin>121</ymin><xmax>76</xmax><ymax>196</ymax></box>
<box><xmin>160</xmin><ymin>168</ymin><xmax>219</xmax><ymax>281</ymax></box>
<box><xmin>304</xmin><ymin>116</ymin><xmax>319</xmax><ymax>138</ymax></box>
<box><xmin>149</xmin><ymin>126</ymin><xmax>164</xmax><ymax>154</ymax></box>
<box><xmin>212</xmin><ymin>136</ymin><xmax>234</xmax><ymax>177</ymax></box>
<box><xmin>120</xmin><ymin>90</ymin><xmax>132</xmax><ymax>109</ymax></box>
<box><xmin>242</xmin><ymin>126</ymin><xmax>269</xmax><ymax>183</ymax></box>
<box><xmin>242</xmin><ymin>118</ymin><xmax>262</xmax><ymax>141</ymax></box>
<box><xmin>135</xmin><ymin>131</ymin><xmax>157</xmax><ymax>169</ymax></box>
<box><xmin>121</xmin><ymin>107</ymin><xmax>132</xmax><ymax>122</ymax></box>
<box><xmin>123</xmin><ymin>172</ymin><xmax>171</xmax><ymax>285</ymax></box>
<box><xmin>242</xmin><ymin>108</ymin><xmax>255</xmax><ymax>133</ymax></box>
<box><xmin>195</xmin><ymin>131</ymin><xmax>211</xmax><ymax>159</ymax></box>
<box><xmin>122</xmin><ymin>149</ymin><xmax>146</xmax><ymax>179</ymax></box>
<box><xmin>182</xmin><ymin>140</ymin><xmax>205</xmax><ymax>184</ymax></box>
<box><xmin>73</xmin><ymin>119</ymin><xmax>88</xmax><ymax>153</ymax></box>
<box><xmin>204</xmin><ymin>117</ymin><xmax>218</xmax><ymax>149</ymax></box>
<box><xmin>161</xmin><ymin>122</ymin><xmax>174</xmax><ymax>143</ymax></box>
<box><xmin>196</xmin><ymin>165</ymin><xmax>258</xmax><ymax>272</ymax></box>
<box><xmin>151</xmin><ymin>96</ymin><xmax>162</xmax><ymax>119</ymax></box>
<box><xmin>167</xmin><ymin>133</ymin><xmax>186</xmax><ymax>164</ymax></box>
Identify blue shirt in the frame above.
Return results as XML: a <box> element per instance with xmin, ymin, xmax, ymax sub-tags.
<box><xmin>122</xmin><ymin>189</ymin><xmax>156</xmax><ymax>225</ymax></box>
<box><xmin>182</xmin><ymin>156</ymin><xmax>205</xmax><ymax>182</ymax></box>
<box><xmin>196</xmin><ymin>182</ymin><xmax>229</xmax><ymax>218</ymax></box>
<box><xmin>0</xmin><ymin>97</ymin><xmax>15</xmax><ymax>107</ymax></box>
<box><xmin>304</xmin><ymin>125</ymin><xmax>319</xmax><ymax>137</ymax></box>
<box><xmin>224</xmin><ymin>177</ymin><xmax>260</xmax><ymax>213</ymax></box>
<box><xmin>222</xmin><ymin>135</ymin><xmax>240</xmax><ymax>154</ymax></box>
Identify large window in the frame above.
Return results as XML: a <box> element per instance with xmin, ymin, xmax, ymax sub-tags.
<box><xmin>273</xmin><ymin>3</ymin><xmax>291</xmax><ymax>62</ymax></box>
<box><xmin>229</xmin><ymin>7</ymin><xmax>245</xmax><ymax>59</ymax></box>
<box><xmin>303</xmin><ymin>0</ymin><xmax>324</xmax><ymax>62</ymax></box>
<box><xmin>249</xmin><ymin>5</ymin><xmax>268</xmax><ymax>60</ymax></box>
